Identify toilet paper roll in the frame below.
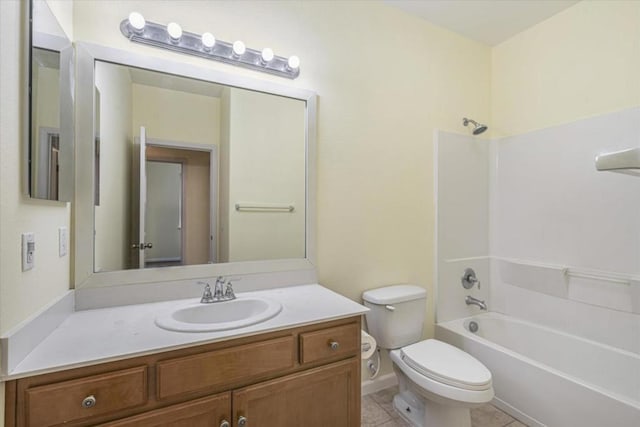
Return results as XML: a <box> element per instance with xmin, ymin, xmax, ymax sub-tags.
<box><xmin>361</xmin><ymin>330</ymin><xmax>377</xmax><ymax>359</ymax></box>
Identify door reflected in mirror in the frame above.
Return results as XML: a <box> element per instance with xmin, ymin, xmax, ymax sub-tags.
<box><xmin>93</xmin><ymin>61</ymin><xmax>306</xmax><ymax>273</ymax></box>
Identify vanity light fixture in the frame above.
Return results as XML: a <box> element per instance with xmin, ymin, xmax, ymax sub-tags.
<box><xmin>232</xmin><ymin>40</ymin><xmax>246</xmax><ymax>57</ymax></box>
<box><xmin>287</xmin><ymin>55</ymin><xmax>300</xmax><ymax>71</ymax></box>
<box><xmin>166</xmin><ymin>22</ymin><xmax>183</xmax><ymax>43</ymax></box>
<box><xmin>261</xmin><ymin>47</ymin><xmax>274</xmax><ymax>64</ymax></box>
<box><xmin>201</xmin><ymin>32</ymin><xmax>216</xmax><ymax>51</ymax></box>
<box><xmin>120</xmin><ymin>13</ymin><xmax>300</xmax><ymax>79</ymax></box>
<box><xmin>128</xmin><ymin>12</ymin><xmax>146</xmax><ymax>34</ymax></box>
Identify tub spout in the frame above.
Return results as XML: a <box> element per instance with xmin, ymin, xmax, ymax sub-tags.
<box><xmin>465</xmin><ymin>295</ymin><xmax>487</xmax><ymax>310</ymax></box>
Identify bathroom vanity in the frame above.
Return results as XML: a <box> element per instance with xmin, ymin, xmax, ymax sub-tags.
<box><xmin>2</xmin><ymin>285</ymin><xmax>366</xmax><ymax>427</ymax></box>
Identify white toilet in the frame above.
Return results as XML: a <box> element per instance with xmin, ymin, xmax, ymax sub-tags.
<box><xmin>363</xmin><ymin>285</ymin><xmax>494</xmax><ymax>427</ymax></box>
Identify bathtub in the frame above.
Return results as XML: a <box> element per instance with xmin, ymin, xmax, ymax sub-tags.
<box><xmin>435</xmin><ymin>312</ymin><xmax>640</xmax><ymax>427</ymax></box>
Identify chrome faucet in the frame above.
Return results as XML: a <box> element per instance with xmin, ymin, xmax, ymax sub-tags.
<box><xmin>465</xmin><ymin>295</ymin><xmax>487</xmax><ymax>310</ymax></box>
<box><xmin>199</xmin><ymin>277</ymin><xmax>236</xmax><ymax>303</ymax></box>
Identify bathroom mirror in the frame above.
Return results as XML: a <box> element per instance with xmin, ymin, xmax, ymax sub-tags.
<box><xmin>26</xmin><ymin>0</ymin><xmax>74</xmax><ymax>201</ymax></box>
<box><xmin>75</xmin><ymin>43</ymin><xmax>316</xmax><ymax>287</ymax></box>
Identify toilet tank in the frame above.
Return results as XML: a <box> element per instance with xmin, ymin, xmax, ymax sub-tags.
<box><xmin>362</xmin><ymin>285</ymin><xmax>427</xmax><ymax>349</ymax></box>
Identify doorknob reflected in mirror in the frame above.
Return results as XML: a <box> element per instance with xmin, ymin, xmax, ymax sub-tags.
<box><xmin>131</xmin><ymin>243</ymin><xmax>153</xmax><ymax>250</ymax></box>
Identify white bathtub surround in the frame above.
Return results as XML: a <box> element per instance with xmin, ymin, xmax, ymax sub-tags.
<box><xmin>435</xmin><ymin>107</ymin><xmax>640</xmax><ymax>426</ymax></box>
<box><xmin>492</xmin><ymin>107</ymin><xmax>640</xmax><ymax>275</ymax></box>
<box><xmin>436</xmin><ymin>313</ymin><xmax>640</xmax><ymax>427</ymax></box>
<box><xmin>0</xmin><ymin>284</ymin><xmax>367</xmax><ymax>380</ymax></box>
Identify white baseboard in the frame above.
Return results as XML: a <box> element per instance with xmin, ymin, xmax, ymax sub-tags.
<box><xmin>361</xmin><ymin>373</ymin><xmax>397</xmax><ymax>396</ymax></box>
<box><xmin>492</xmin><ymin>396</ymin><xmax>545</xmax><ymax>427</ymax></box>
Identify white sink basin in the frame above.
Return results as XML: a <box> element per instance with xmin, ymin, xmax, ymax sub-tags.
<box><xmin>155</xmin><ymin>297</ymin><xmax>282</xmax><ymax>332</ymax></box>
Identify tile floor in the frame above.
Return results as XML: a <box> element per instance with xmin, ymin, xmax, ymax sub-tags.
<box><xmin>362</xmin><ymin>387</ymin><xmax>527</xmax><ymax>427</ymax></box>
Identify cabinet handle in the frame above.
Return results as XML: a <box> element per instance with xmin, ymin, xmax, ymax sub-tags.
<box><xmin>81</xmin><ymin>395</ymin><xmax>96</xmax><ymax>408</ymax></box>
<box><xmin>219</xmin><ymin>420</ymin><xmax>230</xmax><ymax>427</ymax></box>
<box><xmin>329</xmin><ymin>341</ymin><xmax>340</xmax><ymax>350</ymax></box>
<box><xmin>143</xmin><ymin>242</ymin><xmax>153</xmax><ymax>249</ymax></box>
<box><xmin>238</xmin><ymin>415</ymin><xmax>247</xmax><ymax>426</ymax></box>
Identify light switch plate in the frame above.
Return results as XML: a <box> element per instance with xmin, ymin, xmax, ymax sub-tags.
<box><xmin>22</xmin><ymin>232</ymin><xmax>35</xmax><ymax>271</ymax></box>
<box><xmin>58</xmin><ymin>226</ymin><xmax>68</xmax><ymax>257</ymax></box>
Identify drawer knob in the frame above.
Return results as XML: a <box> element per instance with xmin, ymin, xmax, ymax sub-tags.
<box><xmin>238</xmin><ymin>415</ymin><xmax>247</xmax><ymax>426</ymax></box>
<box><xmin>81</xmin><ymin>395</ymin><xmax>96</xmax><ymax>408</ymax></box>
<box><xmin>220</xmin><ymin>420</ymin><xmax>230</xmax><ymax>427</ymax></box>
<box><xmin>329</xmin><ymin>341</ymin><xmax>340</xmax><ymax>350</ymax></box>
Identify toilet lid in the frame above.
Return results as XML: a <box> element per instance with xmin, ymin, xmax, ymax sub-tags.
<box><xmin>400</xmin><ymin>339</ymin><xmax>492</xmax><ymax>391</ymax></box>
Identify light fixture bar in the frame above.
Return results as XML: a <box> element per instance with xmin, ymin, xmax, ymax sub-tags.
<box><xmin>120</xmin><ymin>18</ymin><xmax>300</xmax><ymax>79</ymax></box>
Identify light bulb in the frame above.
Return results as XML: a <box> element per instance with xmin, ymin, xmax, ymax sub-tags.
<box><xmin>232</xmin><ymin>40</ymin><xmax>246</xmax><ymax>56</ymax></box>
<box><xmin>287</xmin><ymin>55</ymin><xmax>300</xmax><ymax>70</ymax></box>
<box><xmin>167</xmin><ymin>22</ymin><xmax>182</xmax><ymax>42</ymax></box>
<box><xmin>202</xmin><ymin>32</ymin><xmax>216</xmax><ymax>50</ymax></box>
<box><xmin>128</xmin><ymin>12</ymin><xmax>146</xmax><ymax>33</ymax></box>
<box><xmin>261</xmin><ymin>48</ymin><xmax>274</xmax><ymax>63</ymax></box>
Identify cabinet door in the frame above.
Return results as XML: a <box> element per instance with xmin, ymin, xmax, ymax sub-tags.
<box><xmin>99</xmin><ymin>393</ymin><xmax>231</xmax><ymax>427</ymax></box>
<box><xmin>232</xmin><ymin>359</ymin><xmax>360</xmax><ymax>427</ymax></box>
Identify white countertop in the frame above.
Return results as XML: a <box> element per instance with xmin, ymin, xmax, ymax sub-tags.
<box><xmin>4</xmin><ymin>284</ymin><xmax>368</xmax><ymax>380</ymax></box>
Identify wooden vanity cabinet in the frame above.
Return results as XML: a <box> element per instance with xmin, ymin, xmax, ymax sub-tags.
<box><xmin>4</xmin><ymin>317</ymin><xmax>361</xmax><ymax>427</ymax></box>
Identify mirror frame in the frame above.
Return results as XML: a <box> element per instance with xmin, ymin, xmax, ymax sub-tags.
<box><xmin>74</xmin><ymin>42</ymin><xmax>317</xmax><ymax>288</ymax></box>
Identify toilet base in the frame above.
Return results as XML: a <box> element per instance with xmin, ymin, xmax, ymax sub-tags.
<box><xmin>393</xmin><ymin>389</ymin><xmax>471</xmax><ymax>427</ymax></box>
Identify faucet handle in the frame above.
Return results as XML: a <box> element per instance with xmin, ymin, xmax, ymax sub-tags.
<box><xmin>198</xmin><ymin>281</ymin><xmax>214</xmax><ymax>303</ymax></box>
<box><xmin>224</xmin><ymin>281</ymin><xmax>236</xmax><ymax>300</ymax></box>
<box><xmin>461</xmin><ymin>268</ymin><xmax>481</xmax><ymax>289</ymax></box>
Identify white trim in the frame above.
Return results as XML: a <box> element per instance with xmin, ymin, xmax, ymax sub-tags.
<box><xmin>492</xmin><ymin>397</ymin><xmax>546</xmax><ymax>427</ymax></box>
<box><xmin>433</xmin><ymin>129</ymin><xmax>440</xmax><ymax>323</ymax></box>
<box><xmin>361</xmin><ymin>373</ymin><xmax>398</xmax><ymax>396</ymax></box>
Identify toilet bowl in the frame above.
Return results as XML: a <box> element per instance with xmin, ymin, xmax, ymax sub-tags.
<box><xmin>362</xmin><ymin>285</ymin><xmax>494</xmax><ymax>427</ymax></box>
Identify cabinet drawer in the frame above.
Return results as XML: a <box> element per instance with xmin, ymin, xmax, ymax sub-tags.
<box><xmin>157</xmin><ymin>335</ymin><xmax>295</xmax><ymax>400</ymax></box>
<box><xmin>25</xmin><ymin>366</ymin><xmax>147</xmax><ymax>427</ymax></box>
<box><xmin>98</xmin><ymin>393</ymin><xmax>231</xmax><ymax>427</ymax></box>
<box><xmin>299</xmin><ymin>323</ymin><xmax>360</xmax><ymax>365</ymax></box>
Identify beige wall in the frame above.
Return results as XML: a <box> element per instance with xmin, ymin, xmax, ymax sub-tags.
<box><xmin>225</xmin><ymin>88</ymin><xmax>306</xmax><ymax>262</ymax></box>
<box><xmin>70</xmin><ymin>0</ymin><xmax>490</xmax><ymax>358</ymax></box>
<box><xmin>492</xmin><ymin>0</ymin><xmax>640</xmax><ymax>136</ymax></box>
<box><xmin>132</xmin><ymin>84</ymin><xmax>220</xmax><ymax>146</ymax></box>
<box><xmin>1</xmin><ymin>1</ymin><xmax>71</xmax><ymax>423</ymax></box>
<box><xmin>45</xmin><ymin>0</ymin><xmax>73</xmax><ymax>40</ymax></box>
<box><xmin>94</xmin><ymin>61</ymin><xmax>133</xmax><ymax>272</ymax></box>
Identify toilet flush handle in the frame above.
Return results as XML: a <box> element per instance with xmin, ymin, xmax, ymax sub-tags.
<box><xmin>385</xmin><ymin>305</ymin><xmax>395</xmax><ymax>311</ymax></box>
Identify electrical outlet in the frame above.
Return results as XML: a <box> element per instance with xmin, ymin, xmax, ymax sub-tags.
<box><xmin>58</xmin><ymin>227</ymin><xmax>68</xmax><ymax>257</ymax></box>
<box><xmin>22</xmin><ymin>232</ymin><xmax>35</xmax><ymax>271</ymax></box>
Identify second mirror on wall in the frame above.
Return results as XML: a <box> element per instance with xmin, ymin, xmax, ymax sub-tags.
<box><xmin>28</xmin><ymin>0</ymin><xmax>73</xmax><ymax>201</ymax></box>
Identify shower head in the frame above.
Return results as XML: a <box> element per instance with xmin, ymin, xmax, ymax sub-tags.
<box><xmin>463</xmin><ymin>117</ymin><xmax>488</xmax><ymax>135</ymax></box>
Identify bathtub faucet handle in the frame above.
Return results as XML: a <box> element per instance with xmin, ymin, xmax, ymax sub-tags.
<box><xmin>461</xmin><ymin>268</ymin><xmax>481</xmax><ymax>289</ymax></box>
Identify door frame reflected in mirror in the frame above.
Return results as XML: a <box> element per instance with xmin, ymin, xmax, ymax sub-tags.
<box><xmin>74</xmin><ymin>42</ymin><xmax>317</xmax><ymax>289</ymax></box>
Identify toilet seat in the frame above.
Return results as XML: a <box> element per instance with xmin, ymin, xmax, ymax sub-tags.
<box><xmin>400</xmin><ymin>339</ymin><xmax>492</xmax><ymax>391</ymax></box>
